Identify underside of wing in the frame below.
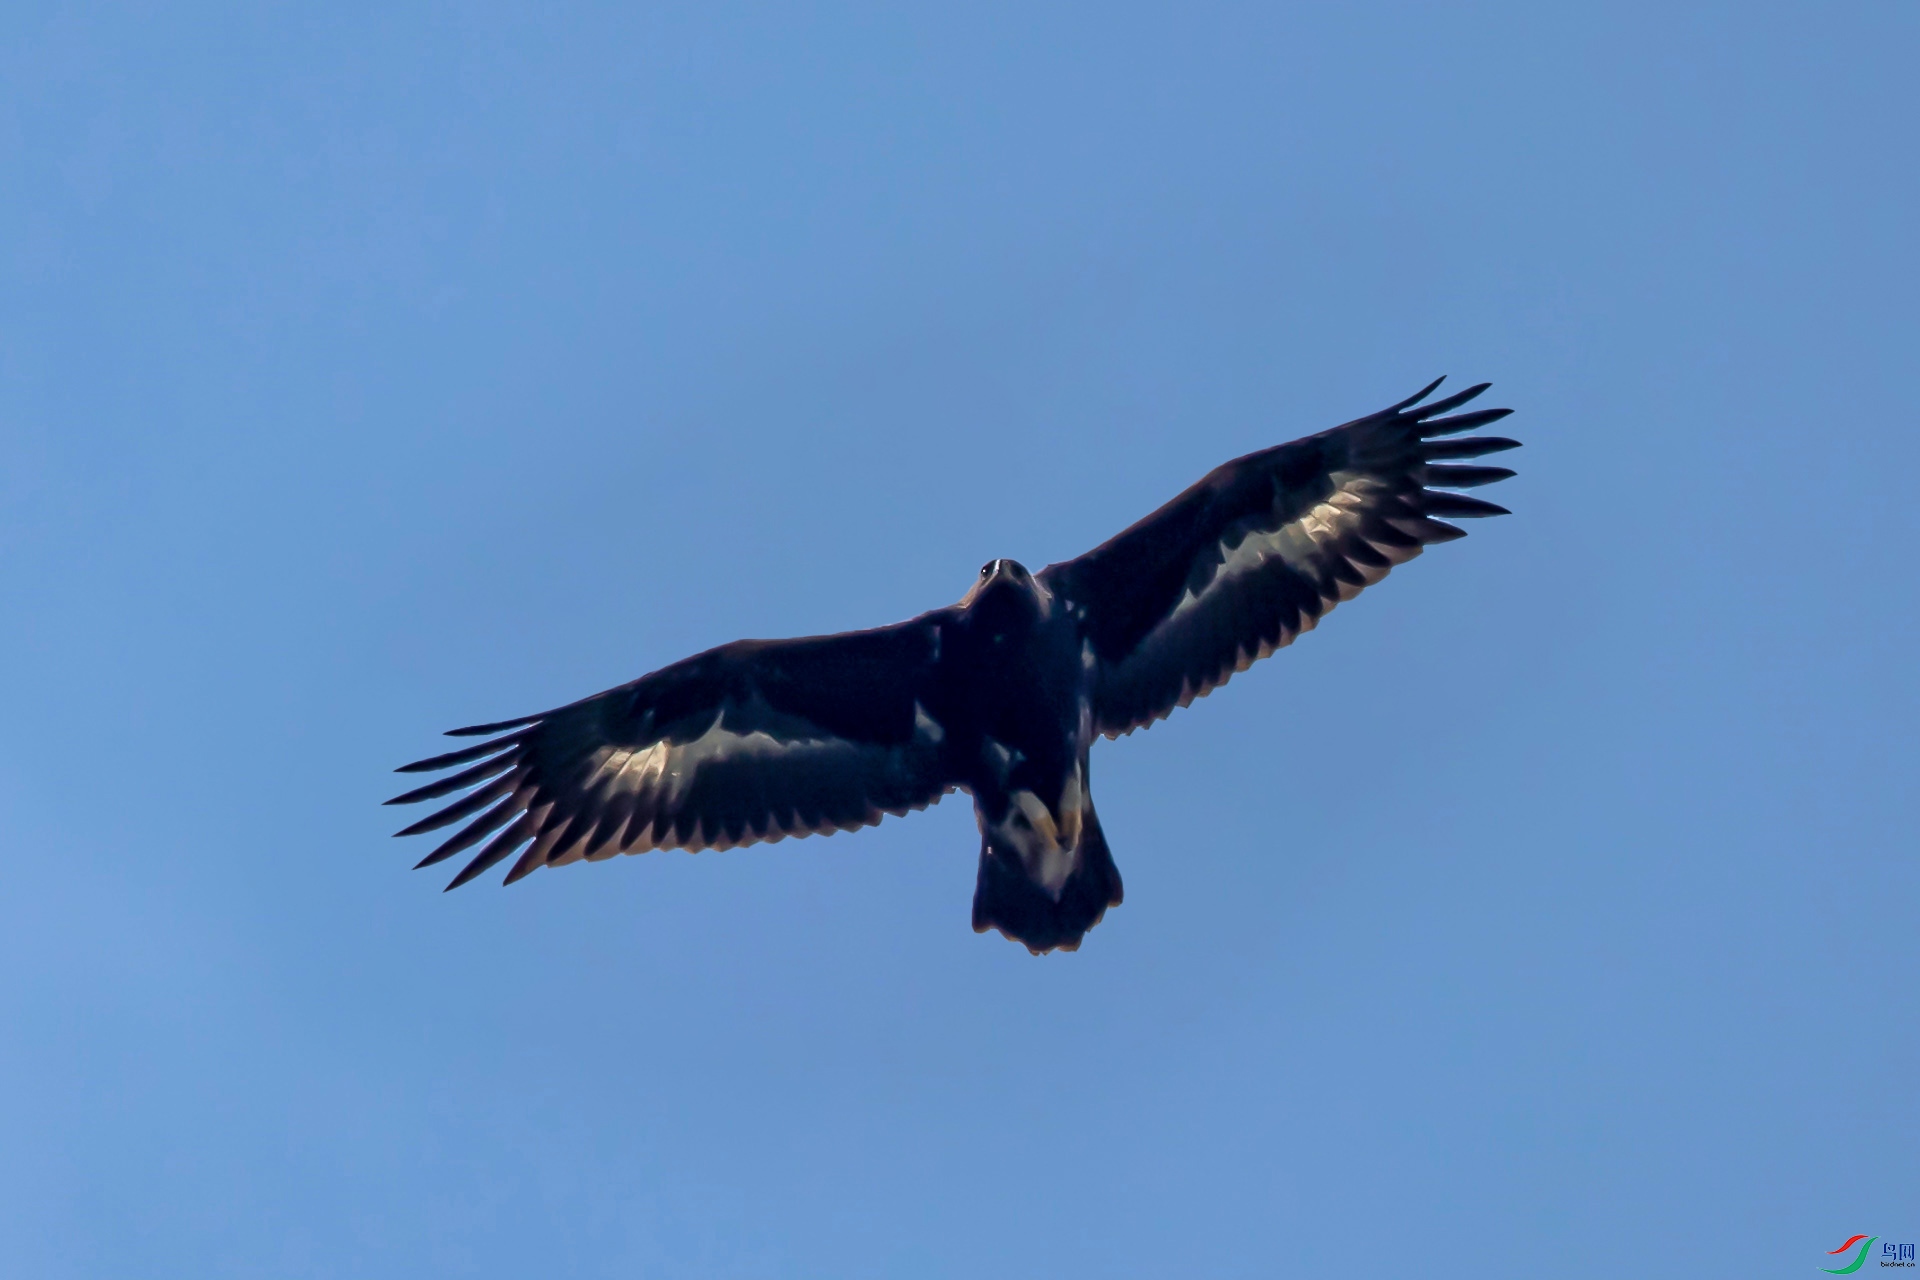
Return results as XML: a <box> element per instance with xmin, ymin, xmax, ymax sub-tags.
<box><xmin>1042</xmin><ymin>378</ymin><xmax>1519</xmax><ymax>737</ymax></box>
<box><xmin>386</xmin><ymin>616</ymin><xmax>958</xmax><ymax>890</ymax></box>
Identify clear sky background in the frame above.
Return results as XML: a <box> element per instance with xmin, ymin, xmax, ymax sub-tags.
<box><xmin>2</xmin><ymin>3</ymin><xmax>1915</xmax><ymax>1276</ymax></box>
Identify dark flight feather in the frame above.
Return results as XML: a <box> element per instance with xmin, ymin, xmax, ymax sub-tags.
<box><xmin>1422</xmin><ymin>492</ymin><xmax>1512</xmax><ymax>519</ymax></box>
<box><xmin>444</xmin><ymin>713</ymin><xmax>544</xmax><ymax>738</ymax></box>
<box><xmin>1424</xmin><ymin>464</ymin><xmax>1516</xmax><ymax>488</ymax></box>
<box><xmin>394</xmin><ymin>736</ymin><xmax>527</xmax><ymax>774</ymax></box>
<box><xmin>1420</xmin><ymin>435</ymin><xmax>1520</xmax><ymax>461</ymax></box>
<box><xmin>392</xmin><ymin>771</ymin><xmax>520</xmax><ymax>838</ymax></box>
<box><xmin>414</xmin><ymin>789</ymin><xmax>527</xmax><ymax>868</ymax></box>
<box><xmin>385</xmin><ymin>751</ymin><xmax>522</xmax><ymax>807</ymax></box>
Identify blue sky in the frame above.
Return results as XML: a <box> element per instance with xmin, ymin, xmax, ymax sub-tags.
<box><xmin>2</xmin><ymin>2</ymin><xmax>1915</xmax><ymax>1276</ymax></box>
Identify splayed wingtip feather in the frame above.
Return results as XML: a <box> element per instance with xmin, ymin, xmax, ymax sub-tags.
<box><xmin>1388</xmin><ymin>375</ymin><xmax>1448</xmax><ymax>413</ymax></box>
<box><xmin>445</xmin><ymin>713</ymin><xmax>542</xmax><ymax>738</ymax></box>
<box><xmin>1410</xmin><ymin>381</ymin><xmax>1492</xmax><ymax>421</ymax></box>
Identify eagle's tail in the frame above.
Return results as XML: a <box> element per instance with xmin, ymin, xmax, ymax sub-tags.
<box><xmin>971</xmin><ymin>804</ymin><xmax>1124</xmax><ymax>954</ymax></box>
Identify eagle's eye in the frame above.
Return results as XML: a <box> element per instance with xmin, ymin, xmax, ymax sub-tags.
<box><xmin>980</xmin><ymin>563</ymin><xmax>992</xmax><ymax>579</ymax></box>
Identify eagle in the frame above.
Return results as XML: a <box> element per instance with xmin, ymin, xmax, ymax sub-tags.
<box><xmin>388</xmin><ymin>377</ymin><xmax>1517</xmax><ymax>953</ymax></box>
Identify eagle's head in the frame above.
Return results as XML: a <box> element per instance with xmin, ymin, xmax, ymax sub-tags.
<box><xmin>962</xmin><ymin>559</ymin><xmax>1051</xmax><ymax>634</ymax></box>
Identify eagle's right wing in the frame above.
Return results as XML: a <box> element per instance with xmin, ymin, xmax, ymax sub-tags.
<box><xmin>386</xmin><ymin>614</ymin><xmax>961</xmax><ymax>890</ymax></box>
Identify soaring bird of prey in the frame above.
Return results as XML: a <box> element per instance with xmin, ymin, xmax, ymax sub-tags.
<box><xmin>389</xmin><ymin>378</ymin><xmax>1517</xmax><ymax>953</ymax></box>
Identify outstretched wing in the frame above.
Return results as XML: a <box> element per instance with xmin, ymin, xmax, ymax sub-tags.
<box><xmin>387</xmin><ymin>614</ymin><xmax>959</xmax><ymax>890</ymax></box>
<box><xmin>1039</xmin><ymin>378</ymin><xmax>1518</xmax><ymax>737</ymax></box>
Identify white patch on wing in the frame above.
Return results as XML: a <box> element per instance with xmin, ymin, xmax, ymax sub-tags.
<box><xmin>1168</xmin><ymin>470</ymin><xmax>1411</xmax><ymax>619</ymax></box>
<box><xmin>565</xmin><ymin>714</ymin><xmax>847</xmax><ymax>856</ymax></box>
<box><xmin>589</xmin><ymin>717</ymin><xmax>833</xmax><ymax>806</ymax></box>
<box><xmin>599</xmin><ymin>739</ymin><xmax>672</xmax><ymax>793</ymax></box>
<box><xmin>537</xmin><ymin>700</ymin><xmax>951</xmax><ymax>863</ymax></box>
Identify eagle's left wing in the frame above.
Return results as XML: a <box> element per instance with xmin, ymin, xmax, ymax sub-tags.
<box><xmin>1039</xmin><ymin>378</ymin><xmax>1518</xmax><ymax>738</ymax></box>
<box><xmin>386</xmin><ymin>614</ymin><xmax>960</xmax><ymax>890</ymax></box>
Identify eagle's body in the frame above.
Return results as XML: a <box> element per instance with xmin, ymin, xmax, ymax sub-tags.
<box><xmin>390</xmin><ymin>378</ymin><xmax>1518</xmax><ymax>952</ymax></box>
<box><xmin>941</xmin><ymin>561</ymin><xmax>1117</xmax><ymax>952</ymax></box>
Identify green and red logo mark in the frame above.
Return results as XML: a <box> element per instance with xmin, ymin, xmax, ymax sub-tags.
<box><xmin>1824</xmin><ymin>1236</ymin><xmax>1878</xmax><ymax>1274</ymax></box>
<box><xmin>1824</xmin><ymin>1234</ymin><xmax>1918</xmax><ymax>1271</ymax></box>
